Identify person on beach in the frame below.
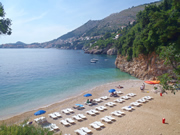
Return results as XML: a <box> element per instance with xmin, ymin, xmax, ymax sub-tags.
<box><xmin>90</xmin><ymin>99</ymin><xmax>93</xmax><ymax>103</ymax></box>
<box><xmin>87</xmin><ymin>99</ymin><xmax>90</xmax><ymax>103</ymax></box>
<box><xmin>140</xmin><ymin>85</ymin><xmax>144</xmax><ymax>92</ymax></box>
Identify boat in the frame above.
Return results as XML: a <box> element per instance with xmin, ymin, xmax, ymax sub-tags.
<box><xmin>91</xmin><ymin>58</ymin><xmax>98</xmax><ymax>61</ymax></box>
<box><xmin>144</xmin><ymin>80</ymin><xmax>160</xmax><ymax>84</ymax></box>
<box><xmin>90</xmin><ymin>60</ymin><xmax>96</xmax><ymax>63</ymax></box>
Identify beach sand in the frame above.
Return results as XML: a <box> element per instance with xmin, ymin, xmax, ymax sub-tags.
<box><xmin>1</xmin><ymin>80</ymin><xmax>180</xmax><ymax>135</ymax></box>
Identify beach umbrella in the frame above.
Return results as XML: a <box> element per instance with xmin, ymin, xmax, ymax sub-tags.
<box><xmin>75</xmin><ymin>104</ymin><xmax>84</xmax><ymax>107</ymax></box>
<box><xmin>109</xmin><ymin>89</ymin><xmax>116</xmax><ymax>93</ymax></box>
<box><xmin>34</xmin><ymin>110</ymin><xmax>46</xmax><ymax>116</ymax></box>
<box><xmin>84</xmin><ymin>93</ymin><xmax>92</xmax><ymax>97</ymax></box>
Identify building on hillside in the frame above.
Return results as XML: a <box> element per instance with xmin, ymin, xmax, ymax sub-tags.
<box><xmin>121</xmin><ymin>26</ymin><xmax>126</xmax><ymax>29</ymax></box>
<box><xmin>130</xmin><ymin>20</ymin><xmax>136</xmax><ymax>25</ymax></box>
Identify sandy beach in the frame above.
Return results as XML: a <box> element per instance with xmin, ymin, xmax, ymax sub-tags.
<box><xmin>1</xmin><ymin>79</ymin><xmax>180</xmax><ymax>135</ymax></box>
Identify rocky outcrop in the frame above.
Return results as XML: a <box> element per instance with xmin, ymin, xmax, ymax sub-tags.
<box><xmin>115</xmin><ymin>52</ymin><xmax>174</xmax><ymax>80</ymax></box>
<box><xmin>107</xmin><ymin>48</ymin><xmax>117</xmax><ymax>55</ymax></box>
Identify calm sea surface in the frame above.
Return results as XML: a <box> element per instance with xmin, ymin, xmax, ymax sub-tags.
<box><xmin>0</xmin><ymin>49</ymin><xmax>136</xmax><ymax>119</ymax></box>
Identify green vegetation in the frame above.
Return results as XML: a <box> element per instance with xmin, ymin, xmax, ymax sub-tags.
<box><xmin>0</xmin><ymin>2</ymin><xmax>11</xmax><ymax>35</ymax></box>
<box><xmin>114</xmin><ymin>0</ymin><xmax>180</xmax><ymax>91</ymax></box>
<box><xmin>0</xmin><ymin>122</ymin><xmax>55</xmax><ymax>135</ymax></box>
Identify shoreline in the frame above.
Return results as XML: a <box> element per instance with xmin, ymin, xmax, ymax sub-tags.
<box><xmin>1</xmin><ymin>79</ymin><xmax>180</xmax><ymax>135</ymax></box>
<box><xmin>0</xmin><ymin>79</ymin><xmax>138</xmax><ymax>122</ymax></box>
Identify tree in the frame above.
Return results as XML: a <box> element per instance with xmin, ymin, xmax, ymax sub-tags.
<box><xmin>0</xmin><ymin>2</ymin><xmax>12</xmax><ymax>35</ymax></box>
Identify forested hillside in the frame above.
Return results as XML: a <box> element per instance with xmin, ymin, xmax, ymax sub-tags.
<box><xmin>115</xmin><ymin>0</ymin><xmax>180</xmax><ymax>61</ymax></box>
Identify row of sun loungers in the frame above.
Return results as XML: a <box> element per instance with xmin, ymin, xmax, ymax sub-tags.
<box><xmin>48</xmin><ymin>112</ymin><xmax>61</xmax><ymax>119</ymax></box>
<box><xmin>86</xmin><ymin>109</ymin><xmax>99</xmax><ymax>116</ymax></box>
<box><xmin>105</xmin><ymin>102</ymin><xmax>116</xmax><ymax>107</ymax></box>
<box><xmin>62</xmin><ymin>108</ymin><xmax>74</xmax><ymax>114</ymax></box>
<box><xmin>111</xmin><ymin>110</ymin><xmax>125</xmax><ymax>117</ymax></box>
<box><xmin>34</xmin><ymin>117</ymin><xmax>47</xmax><ymax>124</ymax></box>
<box><xmin>90</xmin><ymin>121</ymin><xmax>104</xmax><ymax>129</ymax></box>
<box><xmin>95</xmin><ymin>106</ymin><xmax>107</xmax><ymax>111</ymax></box>
<box><xmin>100</xmin><ymin>96</ymin><xmax>109</xmax><ymax>100</ymax></box>
<box><xmin>75</xmin><ymin>127</ymin><xmax>92</xmax><ymax>135</ymax></box>
<box><xmin>101</xmin><ymin>116</ymin><xmax>116</xmax><ymax>123</ymax></box>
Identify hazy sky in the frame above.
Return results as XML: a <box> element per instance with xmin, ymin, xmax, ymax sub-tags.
<box><xmin>0</xmin><ymin>0</ymin><xmax>158</xmax><ymax>44</ymax></box>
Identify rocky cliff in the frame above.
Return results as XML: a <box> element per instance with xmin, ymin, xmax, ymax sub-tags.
<box><xmin>115</xmin><ymin>52</ymin><xmax>174</xmax><ymax>80</ymax></box>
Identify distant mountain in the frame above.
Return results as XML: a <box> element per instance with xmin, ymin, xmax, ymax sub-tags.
<box><xmin>0</xmin><ymin>1</ymin><xmax>161</xmax><ymax>49</ymax></box>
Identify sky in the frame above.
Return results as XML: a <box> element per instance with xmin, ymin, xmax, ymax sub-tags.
<box><xmin>0</xmin><ymin>0</ymin><xmax>158</xmax><ymax>44</ymax></box>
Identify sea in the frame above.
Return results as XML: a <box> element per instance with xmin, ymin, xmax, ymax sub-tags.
<box><xmin>0</xmin><ymin>49</ymin><xmax>137</xmax><ymax>119</ymax></box>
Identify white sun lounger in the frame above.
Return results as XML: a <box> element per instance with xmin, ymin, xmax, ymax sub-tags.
<box><xmin>72</xmin><ymin>115</ymin><xmax>83</xmax><ymax>121</ymax></box>
<box><xmin>130</xmin><ymin>102</ymin><xmax>141</xmax><ymax>107</ymax></box>
<box><xmin>100</xmin><ymin>106</ymin><xmax>107</xmax><ymax>110</ymax></box>
<box><xmin>105</xmin><ymin>102</ymin><xmax>115</xmax><ymax>107</ymax></box>
<box><xmin>143</xmin><ymin>96</ymin><xmax>153</xmax><ymax>100</ymax></box>
<box><xmin>137</xmin><ymin>98</ymin><xmax>147</xmax><ymax>103</ymax></box>
<box><xmin>90</xmin><ymin>109</ymin><xmax>99</xmax><ymax>114</ymax></box>
<box><xmin>96</xmin><ymin>106</ymin><xmax>104</xmax><ymax>111</ymax></box>
<box><xmin>93</xmin><ymin>98</ymin><xmax>102</xmax><ymax>103</ymax></box>
<box><xmin>40</xmin><ymin>117</ymin><xmax>47</xmax><ymax>123</ymax></box>
<box><xmin>62</xmin><ymin>109</ymin><xmax>70</xmax><ymax>114</ymax></box>
<box><xmin>122</xmin><ymin>106</ymin><xmax>134</xmax><ymax>111</ymax></box>
<box><xmin>34</xmin><ymin>118</ymin><xmax>42</xmax><ymax>124</ymax></box>
<box><xmin>74</xmin><ymin>129</ymin><xmax>87</xmax><ymax>135</ymax></box>
<box><xmin>105</xmin><ymin>116</ymin><xmax>116</xmax><ymax>121</ymax></box>
<box><xmin>86</xmin><ymin>110</ymin><xmax>96</xmax><ymax>116</ymax></box>
<box><xmin>121</xmin><ymin>96</ymin><xmax>130</xmax><ymax>100</ymax></box>
<box><xmin>111</xmin><ymin>111</ymin><xmax>122</xmax><ymax>117</ymax></box>
<box><xmin>53</xmin><ymin>112</ymin><xmax>61</xmax><ymax>117</ymax></box>
<box><xmin>101</xmin><ymin>117</ymin><xmax>112</xmax><ymax>123</ymax></box>
<box><xmin>115</xmin><ymin>110</ymin><xmax>125</xmax><ymax>115</ymax></box>
<box><xmin>114</xmin><ymin>98</ymin><xmax>124</xmax><ymax>103</ymax></box>
<box><xmin>66</xmin><ymin>118</ymin><xmax>75</xmax><ymax>124</ymax></box>
<box><xmin>49</xmin><ymin>113</ymin><xmax>58</xmax><ymax>119</ymax></box>
<box><xmin>94</xmin><ymin>121</ymin><xmax>104</xmax><ymax>127</ymax></box>
<box><xmin>60</xmin><ymin>120</ymin><xmax>71</xmax><ymax>126</ymax></box>
<box><xmin>66</xmin><ymin>108</ymin><xmax>74</xmax><ymax>113</ymax></box>
<box><xmin>100</xmin><ymin>96</ymin><xmax>109</xmax><ymax>100</ymax></box>
<box><xmin>80</xmin><ymin>127</ymin><xmax>92</xmax><ymax>134</ymax></box>
<box><xmin>89</xmin><ymin>123</ymin><xmax>101</xmax><ymax>129</ymax></box>
<box><xmin>77</xmin><ymin>114</ymin><xmax>86</xmax><ymax>119</ymax></box>
<box><xmin>50</xmin><ymin>123</ymin><xmax>59</xmax><ymax>130</ymax></box>
<box><xmin>127</xmin><ymin>93</ymin><xmax>136</xmax><ymax>97</ymax></box>
<box><xmin>116</xmin><ymin>91</ymin><xmax>123</xmax><ymax>94</ymax></box>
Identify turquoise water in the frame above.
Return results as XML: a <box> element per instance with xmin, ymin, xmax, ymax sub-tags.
<box><xmin>0</xmin><ymin>49</ymin><xmax>136</xmax><ymax>119</ymax></box>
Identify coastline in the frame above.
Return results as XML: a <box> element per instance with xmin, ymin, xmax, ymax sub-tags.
<box><xmin>0</xmin><ymin>79</ymin><xmax>139</xmax><ymax>123</ymax></box>
<box><xmin>1</xmin><ymin>79</ymin><xmax>180</xmax><ymax>135</ymax></box>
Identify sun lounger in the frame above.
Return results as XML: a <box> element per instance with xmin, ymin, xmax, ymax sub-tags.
<box><xmin>89</xmin><ymin>123</ymin><xmax>101</xmax><ymax>129</ymax></box>
<box><xmin>66</xmin><ymin>118</ymin><xmax>75</xmax><ymax>124</ymax></box>
<box><xmin>121</xmin><ymin>96</ymin><xmax>130</xmax><ymax>100</ymax></box>
<box><xmin>74</xmin><ymin>129</ymin><xmax>87</xmax><ymax>135</ymax></box>
<box><xmin>143</xmin><ymin>96</ymin><xmax>153</xmax><ymax>100</ymax></box>
<box><xmin>40</xmin><ymin>117</ymin><xmax>47</xmax><ymax>123</ymax></box>
<box><xmin>73</xmin><ymin>115</ymin><xmax>83</xmax><ymax>121</ymax></box>
<box><xmin>130</xmin><ymin>102</ymin><xmax>141</xmax><ymax>107</ymax></box>
<box><xmin>115</xmin><ymin>110</ymin><xmax>125</xmax><ymax>115</ymax></box>
<box><xmin>60</xmin><ymin>120</ymin><xmax>71</xmax><ymax>126</ymax></box>
<box><xmin>105</xmin><ymin>102</ymin><xmax>115</xmax><ymax>107</ymax></box>
<box><xmin>114</xmin><ymin>98</ymin><xmax>124</xmax><ymax>103</ymax></box>
<box><xmin>100</xmin><ymin>106</ymin><xmax>107</xmax><ymax>110</ymax></box>
<box><xmin>122</xmin><ymin>106</ymin><xmax>134</xmax><ymax>111</ymax></box>
<box><xmin>116</xmin><ymin>91</ymin><xmax>123</xmax><ymax>94</ymax></box>
<box><xmin>90</xmin><ymin>109</ymin><xmax>99</xmax><ymax>114</ymax></box>
<box><xmin>77</xmin><ymin>114</ymin><xmax>86</xmax><ymax>119</ymax></box>
<box><xmin>50</xmin><ymin>123</ymin><xmax>59</xmax><ymax>130</ymax></box>
<box><xmin>101</xmin><ymin>117</ymin><xmax>112</xmax><ymax>123</ymax></box>
<box><xmin>100</xmin><ymin>96</ymin><xmax>109</xmax><ymax>100</ymax></box>
<box><xmin>84</xmin><ymin>102</ymin><xmax>92</xmax><ymax>106</ymax></box>
<box><xmin>94</xmin><ymin>121</ymin><xmax>104</xmax><ymax>127</ymax></box>
<box><xmin>96</xmin><ymin>106</ymin><xmax>104</xmax><ymax>111</ymax></box>
<box><xmin>66</xmin><ymin>108</ymin><xmax>74</xmax><ymax>113</ymax></box>
<box><xmin>53</xmin><ymin>112</ymin><xmax>61</xmax><ymax>117</ymax></box>
<box><xmin>62</xmin><ymin>109</ymin><xmax>70</xmax><ymax>114</ymax></box>
<box><xmin>86</xmin><ymin>110</ymin><xmax>96</xmax><ymax>116</ymax></box>
<box><xmin>105</xmin><ymin>116</ymin><xmax>116</xmax><ymax>121</ymax></box>
<box><xmin>93</xmin><ymin>98</ymin><xmax>102</xmax><ymax>103</ymax></box>
<box><xmin>80</xmin><ymin>127</ymin><xmax>92</xmax><ymax>134</ymax></box>
<box><xmin>137</xmin><ymin>98</ymin><xmax>147</xmax><ymax>103</ymax></box>
<box><xmin>127</xmin><ymin>93</ymin><xmax>136</xmax><ymax>97</ymax></box>
<box><xmin>49</xmin><ymin>113</ymin><xmax>58</xmax><ymax>119</ymax></box>
<box><xmin>111</xmin><ymin>111</ymin><xmax>122</xmax><ymax>117</ymax></box>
